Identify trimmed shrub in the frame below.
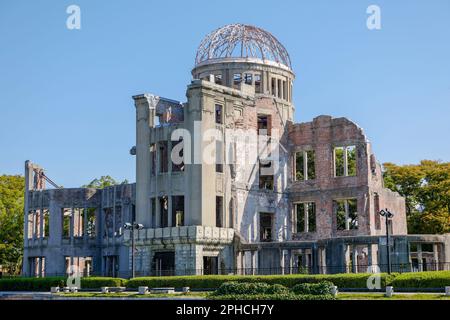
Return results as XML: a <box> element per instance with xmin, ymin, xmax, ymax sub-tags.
<box><xmin>392</xmin><ymin>271</ymin><xmax>450</xmax><ymax>288</ymax></box>
<box><xmin>80</xmin><ymin>277</ymin><xmax>127</xmax><ymax>288</ymax></box>
<box><xmin>213</xmin><ymin>282</ymin><xmax>288</xmax><ymax>296</ymax></box>
<box><xmin>209</xmin><ymin>293</ymin><xmax>335</xmax><ymax>300</ymax></box>
<box><xmin>291</xmin><ymin>281</ymin><xmax>334</xmax><ymax>295</ymax></box>
<box><xmin>128</xmin><ymin>273</ymin><xmax>394</xmax><ymax>289</ymax></box>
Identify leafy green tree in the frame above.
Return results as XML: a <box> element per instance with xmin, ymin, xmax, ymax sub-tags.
<box><xmin>82</xmin><ymin>175</ymin><xmax>128</xmax><ymax>189</ymax></box>
<box><xmin>383</xmin><ymin>160</ymin><xmax>450</xmax><ymax>234</ymax></box>
<box><xmin>0</xmin><ymin>175</ymin><xmax>25</xmax><ymax>274</ymax></box>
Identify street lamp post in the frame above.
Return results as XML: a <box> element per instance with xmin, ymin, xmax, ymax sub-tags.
<box><xmin>378</xmin><ymin>209</ymin><xmax>394</xmax><ymax>274</ymax></box>
<box><xmin>123</xmin><ymin>222</ymin><xmax>144</xmax><ymax>278</ymax></box>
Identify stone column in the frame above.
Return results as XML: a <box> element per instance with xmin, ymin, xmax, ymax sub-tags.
<box><xmin>417</xmin><ymin>243</ymin><xmax>423</xmax><ymax>272</ymax></box>
<box><xmin>133</xmin><ymin>94</ymin><xmax>157</xmax><ymax>227</ymax></box>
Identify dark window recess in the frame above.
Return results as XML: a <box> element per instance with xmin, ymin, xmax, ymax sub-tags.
<box><xmin>216</xmin><ymin>139</ymin><xmax>223</xmax><ymax>173</ymax></box>
<box><xmin>159</xmin><ymin>141</ymin><xmax>168</xmax><ymax>173</ymax></box>
<box><xmin>259</xmin><ymin>161</ymin><xmax>274</xmax><ymax>190</ymax></box>
<box><xmin>160</xmin><ymin>196</ymin><xmax>169</xmax><ymax>228</ymax></box>
<box><xmin>151</xmin><ymin>198</ymin><xmax>156</xmax><ymax>227</ymax></box>
<box><xmin>260</xmin><ymin>212</ymin><xmax>273</xmax><ymax>242</ymax></box>
<box><xmin>214</xmin><ymin>74</ymin><xmax>222</xmax><ymax>85</ymax></box>
<box><xmin>233</xmin><ymin>73</ymin><xmax>242</xmax><ymax>89</ymax></box>
<box><xmin>153</xmin><ymin>252</ymin><xmax>175</xmax><ymax>276</ymax></box>
<box><xmin>150</xmin><ymin>144</ymin><xmax>156</xmax><ymax>175</ymax></box>
<box><xmin>203</xmin><ymin>256</ymin><xmax>218</xmax><ymax>275</ymax></box>
<box><xmin>215</xmin><ymin>104</ymin><xmax>223</xmax><ymax>124</ymax></box>
<box><xmin>254</xmin><ymin>74</ymin><xmax>262</xmax><ymax>93</ymax></box>
<box><xmin>257</xmin><ymin>114</ymin><xmax>271</xmax><ymax>136</ymax></box>
<box><xmin>172</xmin><ymin>196</ymin><xmax>184</xmax><ymax>227</ymax></box>
<box><xmin>244</xmin><ymin>73</ymin><xmax>253</xmax><ymax>85</ymax></box>
<box><xmin>216</xmin><ymin>196</ymin><xmax>223</xmax><ymax>228</ymax></box>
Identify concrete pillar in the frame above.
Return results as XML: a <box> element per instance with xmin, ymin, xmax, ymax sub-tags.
<box><xmin>417</xmin><ymin>243</ymin><xmax>423</xmax><ymax>272</ymax></box>
<box><xmin>168</xmin><ymin>196</ymin><xmax>173</xmax><ymax>228</ymax></box>
<box><xmin>133</xmin><ymin>94</ymin><xmax>157</xmax><ymax>227</ymax></box>
<box><xmin>433</xmin><ymin>243</ymin><xmax>439</xmax><ymax>271</ymax></box>
<box><xmin>367</xmin><ymin>244</ymin><xmax>373</xmax><ymax>272</ymax></box>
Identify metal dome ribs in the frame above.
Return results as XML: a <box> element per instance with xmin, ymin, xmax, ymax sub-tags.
<box><xmin>195</xmin><ymin>24</ymin><xmax>292</xmax><ymax>69</ymax></box>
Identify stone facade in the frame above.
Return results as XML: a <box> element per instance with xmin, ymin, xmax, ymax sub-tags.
<box><xmin>22</xmin><ymin>24</ymin><xmax>449</xmax><ymax>277</ymax></box>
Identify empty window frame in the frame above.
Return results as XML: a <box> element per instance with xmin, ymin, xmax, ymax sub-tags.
<box><xmin>27</xmin><ymin>211</ymin><xmax>33</xmax><ymax>239</ymax></box>
<box><xmin>150</xmin><ymin>144</ymin><xmax>156</xmax><ymax>175</ymax></box>
<box><xmin>159</xmin><ymin>141</ymin><xmax>168</xmax><ymax>173</ymax></box>
<box><xmin>334</xmin><ymin>146</ymin><xmax>357</xmax><ymax>177</ymax></box>
<box><xmin>259</xmin><ymin>161</ymin><xmax>274</xmax><ymax>190</ymax></box>
<box><xmin>66</xmin><ymin>256</ymin><xmax>93</xmax><ymax>277</ymax></box>
<box><xmin>172</xmin><ymin>196</ymin><xmax>184</xmax><ymax>227</ymax></box>
<box><xmin>62</xmin><ymin>208</ymin><xmax>72</xmax><ymax>238</ymax></box>
<box><xmin>43</xmin><ymin>209</ymin><xmax>49</xmax><ymax>238</ymax></box>
<box><xmin>114</xmin><ymin>205</ymin><xmax>122</xmax><ymax>237</ymax></box>
<box><xmin>151</xmin><ymin>198</ymin><xmax>156</xmax><ymax>227</ymax></box>
<box><xmin>335</xmin><ymin>199</ymin><xmax>358</xmax><ymax>230</ymax></box>
<box><xmin>244</xmin><ymin>73</ymin><xmax>253</xmax><ymax>85</ymax></box>
<box><xmin>233</xmin><ymin>73</ymin><xmax>242</xmax><ymax>89</ymax></box>
<box><xmin>86</xmin><ymin>208</ymin><xmax>96</xmax><ymax>238</ymax></box>
<box><xmin>277</xmin><ymin>79</ymin><xmax>282</xmax><ymax>98</ymax></box>
<box><xmin>257</xmin><ymin>114</ymin><xmax>271</xmax><ymax>136</ymax></box>
<box><xmin>73</xmin><ymin>208</ymin><xmax>84</xmax><ymax>238</ymax></box>
<box><xmin>295</xmin><ymin>202</ymin><xmax>316</xmax><ymax>233</ymax></box>
<box><xmin>271</xmin><ymin>78</ymin><xmax>276</xmax><ymax>96</ymax></box>
<box><xmin>215</xmin><ymin>104</ymin><xmax>223</xmax><ymax>124</ymax></box>
<box><xmin>216</xmin><ymin>139</ymin><xmax>223</xmax><ymax>173</ymax></box>
<box><xmin>216</xmin><ymin>196</ymin><xmax>223</xmax><ymax>228</ymax></box>
<box><xmin>214</xmin><ymin>74</ymin><xmax>223</xmax><ymax>85</ymax></box>
<box><xmin>295</xmin><ymin>150</ymin><xmax>316</xmax><ymax>181</ymax></box>
<box><xmin>259</xmin><ymin>212</ymin><xmax>273</xmax><ymax>242</ymax></box>
<box><xmin>171</xmin><ymin>139</ymin><xmax>184</xmax><ymax>172</ymax></box>
<box><xmin>160</xmin><ymin>196</ymin><xmax>169</xmax><ymax>228</ymax></box>
<box><xmin>254</xmin><ymin>73</ymin><xmax>262</xmax><ymax>93</ymax></box>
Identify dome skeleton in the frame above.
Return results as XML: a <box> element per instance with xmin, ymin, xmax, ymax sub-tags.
<box><xmin>195</xmin><ymin>24</ymin><xmax>292</xmax><ymax>69</ymax></box>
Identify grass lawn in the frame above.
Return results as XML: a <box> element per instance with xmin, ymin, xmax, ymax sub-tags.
<box><xmin>338</xmin><ymin>293</ymin><xmax>450</xmax><ymax>300</ymax></box>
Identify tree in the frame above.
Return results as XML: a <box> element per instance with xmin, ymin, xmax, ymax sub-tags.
<box><xmin>383</xmin><ymin>160</ymin><xmax>450</xmax><ymax>234</ymax></box>
<box><xmin>82</xmin><ymin>175</ymin><xmax>128</xmax><ymax>189</ymax></box>
<box><xmin>0</xmin><ymin>175</ymin><xmax>25</xmax><ymax>274</ymax></box>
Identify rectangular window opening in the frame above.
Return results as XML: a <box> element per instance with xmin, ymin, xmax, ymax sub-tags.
<box><xmin>216</xmin><ymin>196</ymin><xmax>223</xmax><ymax>228</ymax></box>
<box><xmin>172</xmin><ymin>196</ymin><xmax>184</xmax><ymax>227</ymax></box>
<box><xmin>259</xmin><ymin>212</ymin><xmax>273</xmax><ymax>242</ymax></box>
<box><xmin>335</xmin><ymin>199</ymin><xmax>358</xmax><ymax>231</ymax></box>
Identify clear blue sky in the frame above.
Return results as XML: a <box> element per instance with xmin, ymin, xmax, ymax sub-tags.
<box><xmin>1</xmin><ymin>0</ymin><xmax>449</xmax><ymax>187</ymax></box>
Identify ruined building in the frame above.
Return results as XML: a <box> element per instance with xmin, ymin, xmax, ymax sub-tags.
<box><xmin>23</xmin><ymin>24</ymin><xmax>449</xmax><ymax>277</ymax></box>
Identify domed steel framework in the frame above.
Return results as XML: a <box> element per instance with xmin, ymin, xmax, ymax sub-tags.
<box><xmin>195</xmin><ymin>24</ymin><xmax>292</xmax><ymax>69</ymax></box>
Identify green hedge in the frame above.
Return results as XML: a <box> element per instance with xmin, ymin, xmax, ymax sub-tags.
<box><xmin>0</xmin><ymin>277</ymin><xmax>127</xmax><ymax>291</ymax></box>
<box><xmin>0</xmin><ymin>277</ymin><xmax>65</xmax><ymax>291</ymax></box>
<box><xmin>392</xmin><ymin>271</ymin><xmax>450</xmax><ymax>288</ymax></box>
<box><xmin>128</xmin><ymin>273</ymin><xmax>394</xmax><ymax>289</ymax></box>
